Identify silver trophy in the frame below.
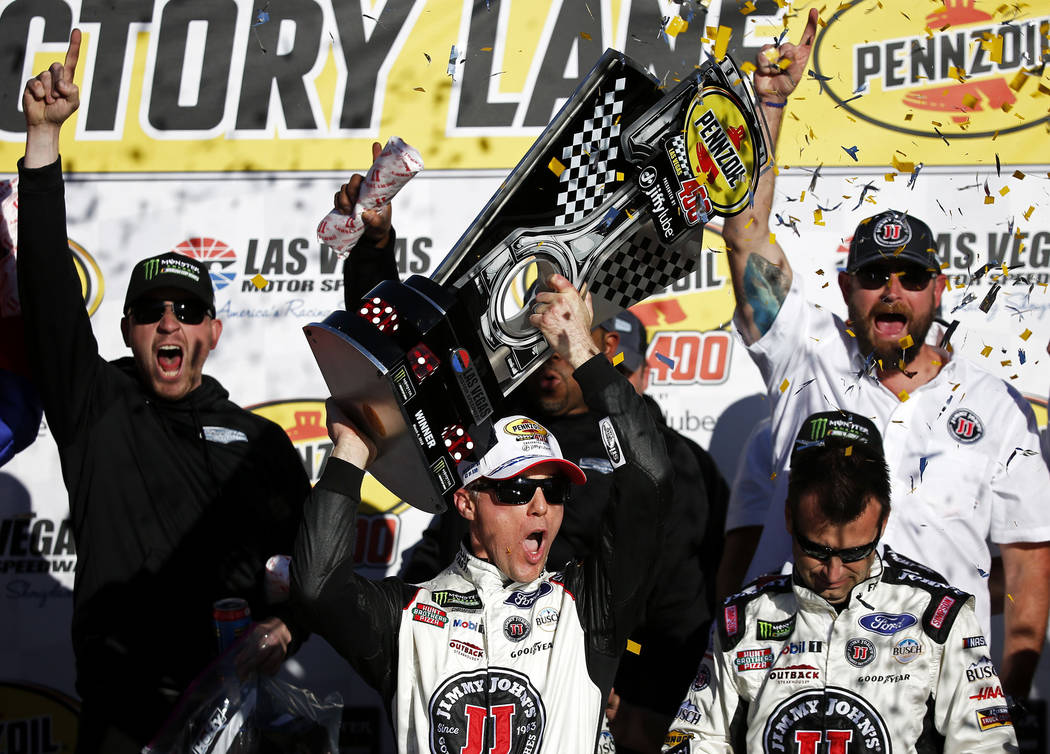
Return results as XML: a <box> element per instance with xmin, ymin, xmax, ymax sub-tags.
<box><xmin>306</xmin><ymin>50</ymin><xmax>770</xmax><ymax>512</ymax></box>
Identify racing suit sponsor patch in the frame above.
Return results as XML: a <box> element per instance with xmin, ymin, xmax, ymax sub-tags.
<box><xmin>967</xmin><ymin>657</ymin><xmax>997</xmax><ymax>683</ymax></box>
<box><xmin>929</xmin><ymin>595</ymin><xmax>956</xmax><ymax>629</ymax></box>
<box><xmin>976</xmin><ymin>706</ymin><xmax>1013</xmax><ymax>731</ymax></box>
<box><xmin>691</xmin><ymin>663</ymin><xmax>711</xmax><ymax>692</ymax></box>
<box><xmin>970</xmin><ymin>684</ymin><xmax>1004</xmax><ymax>702</ymax></box>
<box><xmin>412</xmin><ymin>603</ymin><xmax>448</xmax><ymax>628</ymax></box>
<box><xmin>858</xmin><ymin>612</ymin><xmax>917</xmax><ymax>635</ymax></box>
<box><xmin>449</xmin><ymin>640</ymin><xmax>484</xmax><ymax>660</ymax></box>
<box><xmin>735</xmin><ymin>647</ymin><xmax>774</xmax><ymax>671</ymax></box>
<box><xmin>892</xmin><ymin>637</ymin><xmax>922</xmax><ymax>664</ymax></box>
<box><xmin>962</xmin><ymin>635</ymin><xmax>987</xmax><ymax>649</ymax></box>
<box><xmin>428</xmin><ymin>668</ymin><xmax>546</xmax><ymax>753</ymax></box>
<box><xmin>535</xmin><ymin>607</ymin><xmax>559</xmax><ymax>631</ymax></box>
<box><xmin>433</xmin><ymin>589</ymin><xmax>483</xmax><ymax>611</ymax></box>
<box><xmin>769</xmin><ymin>664</ymin><xmax>820</xmax><ymax>684</ymax></box>
<box><xmin>505</xmin><ymin>582</ymin><xmax>553</xmax><ymax>609</ymax></box>
<box><xmin>504</xmin><ymin>615</ymin><xmax>531</xmax><ymax>642</ymax></box>
<box><xmin>202</xmin><ymin>426</ymin><xmax>249</xmax><ymax>444</ymax></box>
<box><xmin>724</xmin><ymin>605</ymin><xmax>739</xmax><ymax>636</ymax></box>
<box><xmin>762</xmin><ymin>687</ymin><xmax>891</xmax><ymax>754</ymax></box>
<box><xmin>675</xmin><ymin>700</ymin><xmax>702</xmax><ymax>724</ymax></box>
<box><xmin>845</xmin><ymin>637</ymin><xmax>876</xmax><ymax>667</ymax></box>
<box><xmin>947</xmin><ymin>408</ymin><xmax>984</xmax><ymax>443</ymax></box>
<box><xmin>756</xmin><ymin>616</ymin><xmax>795</xmax><ymax>640</ymax></box>
<box><xmin>781</xmin><ymin>640</ymin><xmax>822</xmax><ymax>655</ymax></box>
<box><xmin>598</xmin><ymin>417</ymin><xmax>626</xmax><ymax>468</ymax></box>
<box><xmin>452</xmin><ymin>617</ymin><xmax>483</xmax><ymax>633</ymax></box>
<box><xmin>664</xmin><ymin>730</ymin><xmax>694</xmax><ymax>748</ymax></box>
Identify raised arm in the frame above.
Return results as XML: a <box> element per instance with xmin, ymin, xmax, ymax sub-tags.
<box><xmin>723</xmin><ymin>9</ymin><xmax>817</xmax><ymax>343</ymax></box>
<box><xmin>23</xmin><ymin>29</ymin><xmax>80</xmax><ymax>168</ymax></box>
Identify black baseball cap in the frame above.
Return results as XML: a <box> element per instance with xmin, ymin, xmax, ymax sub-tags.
<box><xmin>846</xmin><ymin>211</ymin><xmax>938</xmax><ymax>273</ymax></box>
<box><xmin>598</xmin><ymin>310</ymin><xmax>647</xmax><ymax>373</ymax></box>
<box><xmin>123</xmin><ymin>253</ymin><xmax>215</xmax><ymax>313</ymax></box>
<box><xmin>792</xmin><ymin>411</ymin><xmax>884</xmax><ymax>462</ymax></box>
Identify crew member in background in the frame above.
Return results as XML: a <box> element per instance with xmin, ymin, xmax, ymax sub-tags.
<box><xmin>715</xmin><ymin>7</ymin><xmax>1050</xmax><ymax>702</ymax></box>
<box><xmin>18</xmin><ymin>31</ymin><xmax>310</xmax><ymax>752</ymax></box>
<box><xmin>663</xmin><ymin>412</ymin><xmax>1018</xmax><ymax>754</ymax></box>
<box><xmin>293</xmin><ymin>274</ymin><xmax>673</xmax><ymax>752</ymax></box>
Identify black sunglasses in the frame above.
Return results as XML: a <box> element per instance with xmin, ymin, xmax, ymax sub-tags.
<box><xmin>477</xmin><ymin>476</ymin><xmax>571</xmax><ymax>505</ymax></box>
<box><xmin>852</xmin><ymin>264</ymin><xmax>935</xmax><ymax>292</ymax></box>
<box><xmin>793</xmin><ymin>530</ymin><xmax>880</xmax><ymax>563</ymax></box>
<box><xmin>129</xmin><ymin>299</ymin><xmax>213</xmax><ymax>325</ymax></box>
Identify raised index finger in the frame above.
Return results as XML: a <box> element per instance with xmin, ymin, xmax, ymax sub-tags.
<box><xmin>63</xmin><ymin>28</ymin><xmax>82</xmax><ymax>82</ymax></box>
<box><xmin>799</xmin><ymin>7</ymin><xmax>819</xmax><ymax>47</ymax></box>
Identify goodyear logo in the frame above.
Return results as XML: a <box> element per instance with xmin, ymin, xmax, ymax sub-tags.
<box><xmin>814</xmin><ymin>0</ymin><xmax>1050</xmax><ymax>140</ymax></box>
<box><xmin>68</xmin><ymin>239</ymin><xmax>104</xmax><ymax>317</ymax></box>
<box><xmin>249</xmin><ymin>399</ymin><xmax>408</xmax><ymax>567</ymax></box>
<box><xmin>505</xmin><ymin>418</ymin><xmax>547</xmax><ymax>438</ymax></box>
<box><xmin>684</xmin><ymin>88</ymin><xmax>757</xmax><ymax>215</ymax></box>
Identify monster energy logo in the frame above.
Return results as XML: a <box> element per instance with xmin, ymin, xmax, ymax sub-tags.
<box><xmin>808</xmin><ymin>417</ymin><xmax>829</xmax><ymax>440</ymax></box>
<box><xmin>756</xmin><ymin>616</ymin><xmax>795</xmax><ymax>640</ymax></box>
<box><xmin>143</xmin><ymin>258</ymin><xmax>162</xmax><ymax>280</ymax></box>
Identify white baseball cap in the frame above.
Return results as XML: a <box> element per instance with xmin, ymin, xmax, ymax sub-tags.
<box><xmin>459</xmin><ymin>416</ymin><xmax>587</xmax><ymax>487</ymax></box>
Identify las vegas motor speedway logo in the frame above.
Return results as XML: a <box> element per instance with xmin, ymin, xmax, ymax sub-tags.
<box><xmin>814</xmin><ymin>0</ymin><xmax>1050</xmax><ymax>139</ymax></box>
<box><xmin>171</xmin><ymin>237</ymin><xmax>237</xmax><ymax>291</ymax></box>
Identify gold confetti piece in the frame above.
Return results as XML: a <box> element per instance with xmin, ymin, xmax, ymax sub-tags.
<box><xmin>1013</xmin><ymin>170</ymin><xmax>1026</xmax><ymax>180</ymax></box>
<box><xmin>615</xmin><ymin>171</ymin><xmax>624</xmax><ymax>181</ymax></box>
<box><xmin>984</xmin><ymin>196</ymin><xmax>995</xmax><ymax>204</ymax></box>
<box><xmin>769</xmin><ymin>232</ymin><xmax>777</xmax><ymax>244</ymax></box>
<box><xmin>580</xmin><ymin>32</ymin><xmax>592</xmax><ymax>40</ymax></box>
<box><xmin>962</xmin><ymin>93</ymin><xmax>978</xmax><ymax>108</ymax></box>
<box><xmin>1021</xmin><ymin>329</ymin><xmax>1032</xmax><ymax>341</ymax></box>
<box><xmin>904</xmin><ymin>112</ymin><xmax>914</xmax><ymax>121</ymax></box>
<box><xmin>413</xmin><ymin>86</ymin><xmax>426</xmax><ymax>92</ymax></box>
<box><xmin>885</xmin><ymin>173</ymin><xmax>896</xmax><ymax>181</ymax></box>
<box><xmin>548</xmin><ymin>157</ymin><xmax>566</xmax><ymax>177</ymax></box>
<box><xmin>666</xmin><ymin>16</ymin><xmax>687</xmax><ymax>36</ymax></box>
<box><xmin>1010</xmin><ymin>70</ymin><xmax>1028</xmax><ymax>91</ymax></box>
<box><xmin>251</xmin><ymin>273</ymin><xmax>268</xmax><ymax>289</ymax></box>
<box><xmin>714</xmin><ymin>26</ymin><xmax>732</xmax><ymax>59</ymax></box>
<box><xmin>980</xmin><ymin>345</ymin><xmax>993</xmax><ymax>357</ymax></box>
<box><xmin>1007</xmin><ymin>593</ymin><xmax>1014</xmax><ymax>603</ymax></box>
<box><xmin>892</xmin><ymin>154</ymin><xmax>914</xmax><ymax>172</ymax></box>
<box><xmin>844</xmin><ymin>445</ymin><xmax>853</xmax><ymax>457</ymax></box>
<box><xmin>744</xmin><ymin>217</ymin><xmax>754</xmax><ymax>228</ymax></box>
<box><xmin>999</xmin><ymin>186</ymin><xmax>1010</xmax><ymax>196</ymax></box>
<box><xmin>706</xmin><ymin>25</ymin><xmax>717</xmax><ymax>36</ymax></box>
<box><xmin>626</xmin><ymin>639</ymin><xmax>642</xmax><ymax>655</ymax></box>
<box><xmin>741</xmin><ymin>0</ymin><xmax>757</xmax><ymax>13</ymax></box>
<box><xmin>816</xmin><ymin>268</ymin><xmax>825</xmax><ymax>276</ymax></box>
<box><xmin>814</xmin><ymin>209</ymin><xmax>825</xmax><ymax>226</ymax></box>
<box><xmin>612</xmin><ymin>351</ymin><xmax>624</xmax><ymax>366</ymax></box>
<box><xmin>1002</xmin><ymin>263</ymin><xmax>1009</xmax><ymax>276</ymax></box>
<box><xmin>948</xmin><ymin>66</ymin><xmax>967</xmax><ymax>82</ymax></box>
<box><xmin>897</xmin><ymin>390</ymin><xmax>910</xmax><ymax>402</ymax></box>
<box><xmin>779</xmin><ymin>379</ymin><xmax>790</xmax><ymax>393</ymax></box>
<box><xmin>898</xmin><ymin>334</ymin><xmax>914</xmax><ymax>348</ymax></box>
<box><xmin>481</xmin><ymin>46</ymin><xmax>493</xmax><ymax>52</ymax></box>
<box><xmin>778</xmin><ymin>57</ymin><xmax>792</xmax><ymax>70</ymax></box>
<box><xmin>1024</xmin><ymin>205</ymin><xmax>1035</xmax><ymax>220</ymax></box>
<box><xmin>988</xmin><ymin>35</ymin><xmax>1004</xmax><ymax>64</ymax></box>
<box><xmin>761</xmin><ymin>47</ymin><xmax>779</xmax><ymax>64</ymax></box>
<box><xmin>845</xmin><ymin>328</ymin><xmax>856</xmax><ymax>337</ymax></box>
<box><xmin>741</xmin><ymin>61</ymin><xmax>756</xmax><ymax>75</ymax></box>
<box><xmin>800</xmin><ymin>190</ymin><xmax>806</xmax><ymax>202</ymax></box>
<box><xmin>945</xmin><ymin>278</ymin><xmax>952</xmax><ymax>290</ymax></box>
<box><xmin>1001</xmin><ymin>360</ymin><xmax>1012</xmax><ymax>366</ymax></box>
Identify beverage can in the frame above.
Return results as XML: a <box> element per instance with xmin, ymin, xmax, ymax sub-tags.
<box><xmin>213</xmin><ymin>597</ymin><xmax>251</xmax><ymax>652</ymax></box>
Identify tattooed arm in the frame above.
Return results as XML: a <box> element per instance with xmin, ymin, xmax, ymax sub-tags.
<box><xmin>723</xmin><ymin>9</ymin><xmax>817</xmax><ymax>344</ymax></box>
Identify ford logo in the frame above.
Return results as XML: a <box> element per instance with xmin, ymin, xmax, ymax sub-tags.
<box><xmin>859</xmin><ymin>612</ymin><xmax>917</xmax><ymax>635</ymax></box>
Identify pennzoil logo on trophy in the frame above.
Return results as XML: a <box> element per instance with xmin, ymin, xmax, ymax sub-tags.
<box><xmin>684</xmin><ymin>89</ymin><xmax>758</xmax><ymax>216</ymax></box>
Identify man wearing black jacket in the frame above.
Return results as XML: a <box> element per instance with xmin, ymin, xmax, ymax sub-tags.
<box><xmin>18</xmin><ymin>32</ymin><xmax>310</xmax><ymax>753</ymax></box>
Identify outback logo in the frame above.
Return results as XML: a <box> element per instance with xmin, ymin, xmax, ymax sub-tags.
<box><xmin>948</xmin><ymin>408</ymin><xmax>984</xmax><ymax>444</ymax></box>
<box><xmin>170</xmin><ymin>238</ymin><xmax>236</xmax><ymax>291</ymax></box>
<box><xmin>845</xmin><ymin>637</ymin><xmax>877</xmax><ymax>667</ymax></box>
<box><xmin>448</xmin><ymin>640</ymin><xmax>484</xmax><ymax>661</ymax></box>
<box><xmin>250</xmin><ymin>400</ymin><xmax>407</xmax><ymax>567</ymax></box>
<box><xmin>428</xmin><ymin>669</ymin><xmax>545</xmax><ymax>754</ymax></box>
<box><xmin>763</xmin><ymin>688</ymin><xmax>890</xmax><ymax>754</ymax></box>
<box><xmin>813</xmin><ymin>0</ymin><xmax>1050</xmax><ymax>140</ymax></box>
<box><xmin>893</xmin><ymin>637</ymin><xmax>923</xmax><ymax>664</ymax></box>
<box><xmin>505</xmin><ymin>418</ymin><xmax>547</xmax><ymax>438</ymax></box>
<box><xmin>504</xmin><ymin>582</ymin><xmax>553</xmax><ymax>609</ymax></box>
<box><xmin>872</xmin><ymin>215</ymin><xmax>912</xmax><ymax>248</ymax></box>
<box><xmin>683</xmin><ymin>88</ymin><xmax>756</xmax><ymax>215</ymax></box>
<box><xmin>769</xmin><ymin>665</ymin><xmax>820</xmax><ymax>684</ymax></box>
<box><xmin>858</xmin><ymin>612</ymin><xmax>918</xmax><ymax>635</ymax></box>
<box><xmin>68</xmin><ymin>239</ymin><xmax>105</xmax><ymax>317</ymax></box>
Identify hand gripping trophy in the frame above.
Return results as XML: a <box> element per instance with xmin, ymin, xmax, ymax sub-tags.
<box><xmin>306</xmin><ymin>50</ymin><xmax>770</xmax><ymax>512</ymax></box>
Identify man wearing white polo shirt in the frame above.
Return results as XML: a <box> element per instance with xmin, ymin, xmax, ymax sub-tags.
<box><xmin>718</xmin><ymin>11</ymin><xmax>1050</xmax><ymax>702</ymax></box>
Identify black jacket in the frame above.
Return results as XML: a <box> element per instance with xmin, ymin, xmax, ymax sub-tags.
<box><xmin>17</xmin><ymin>158</ymin><xmax>310</xmax><ymax>746</ymax></box>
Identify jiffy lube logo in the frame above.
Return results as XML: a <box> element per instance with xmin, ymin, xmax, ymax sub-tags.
<box><xmin>814</xmin><ymin>0</ymin><xmax>1050</xmax><ymax>140</ymax></box>
<box><xmin>428</xmin><ymin>668</ymin><xmax>545</xmax><ymax>754</ymax></box>
<box><xmin>684</xmin><ymin>88</ymin><xmax>757</xmax><ymax>215</ymax></box>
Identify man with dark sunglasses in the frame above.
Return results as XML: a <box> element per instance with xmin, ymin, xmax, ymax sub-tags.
<box><xmin>17</xmin><ymin>32</ymin><xmax>310</xmax><ymax>752</ymax></box>
<box><xmin>293</xmin><ymin>275</ymin><xmax>672</xmax><ymax>753</ymax></box>
<box><xmin>715</xmin><ymin>13</ymin><xmax>1050</xmax><ymax>704</ymax></box>
<box><xmin>664</xmin><ymin>411</ymin><xmax>1018</xmax><ymax>753</ymax></box>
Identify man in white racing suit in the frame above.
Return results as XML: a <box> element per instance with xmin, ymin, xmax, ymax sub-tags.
<box><xmin>293</xmin><ymin>274</ymin><xmax>672</xmax><ymax>752</ymax></box>
<box><xmin>663</xmin><ymin>411</ymin><xmax>1017</xmax><ymax>753</ymax></box>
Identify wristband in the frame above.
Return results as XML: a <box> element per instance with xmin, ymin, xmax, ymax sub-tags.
<box><xmin>762</xmin><ymin>100</ymin><xmax>787</xmax><ymax>108</ymax></box>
